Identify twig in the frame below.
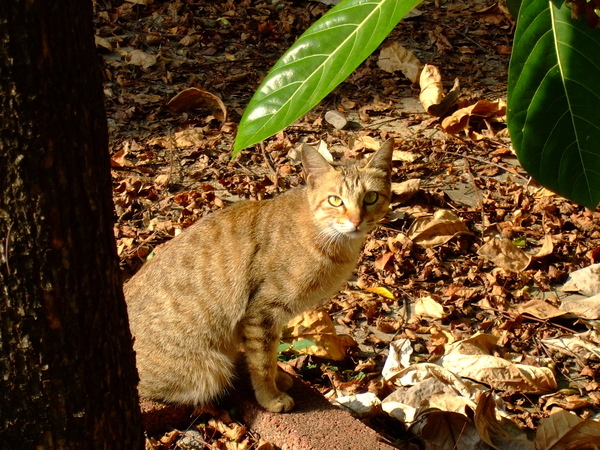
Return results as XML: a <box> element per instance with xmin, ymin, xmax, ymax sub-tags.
<box><xmin>445</xmin><ymin>25</ymin><xmax>493</xmax><ymax>55</ymax></box>
<box><xmin>484</xmin><ymin>306</ymin><xmax>580</xmax><ymax>334</ymax></box>
<box><xmin>4</xmin><ymin>221</ymin><xmax>12</xmax><ymax>276</ymax></box>
<box><xmin>165</xmin><ymin>127</ymin><xmax>175</xmax><ymax>187</ymax></box>
<box><xmin>260</xmin><ymin>142</ymin><xmax>280</xmax><ymax>189</ymax></box>
<box><xmin>437</xmin><ymin>149</ymin><xmax>531</xmax><ymax>182</ymax></box>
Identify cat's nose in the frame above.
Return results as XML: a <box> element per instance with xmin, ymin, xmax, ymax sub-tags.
<box><xmin>349</xmin><ymin>217</ymin><xmax>362</xmax><ymax>230</ymax></box>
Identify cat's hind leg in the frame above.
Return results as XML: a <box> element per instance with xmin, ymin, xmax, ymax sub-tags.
<box><xmin>136</xmin><ymin>347</ymin><xmax>236</xmax><ymax>407</ymax></box>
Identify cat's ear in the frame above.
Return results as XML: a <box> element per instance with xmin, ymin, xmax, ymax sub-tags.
<box><xmin>301</xmin><ymin>144</ymin><xmax>334</xmax><ymax>182</ymax></box>
<box><xmin>366</xmin><ymin>138</ymin><xmax>394</xmax><ymax>175</ymax></box>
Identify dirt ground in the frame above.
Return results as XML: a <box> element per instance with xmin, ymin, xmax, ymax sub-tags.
<box><xmin>94</xmin><ymin>0</ymin><xmax>600</xmax><ymax>448</ymax></box>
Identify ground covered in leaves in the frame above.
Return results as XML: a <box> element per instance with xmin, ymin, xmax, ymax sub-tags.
<box><xmin>95</xmin><ymin>0</ymin><xmax>600</xmax><ymax>448</ymax></box>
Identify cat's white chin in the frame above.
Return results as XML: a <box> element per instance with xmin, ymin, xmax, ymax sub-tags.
<box><xmin>343</xmin><ymin>231</ymin><xmax>366</xmax><ymax>240</ymax></box>
<box><xmin>336</xmin><ymin>228</ymin><xmax>368</xmax><ymax>239</ymax></box>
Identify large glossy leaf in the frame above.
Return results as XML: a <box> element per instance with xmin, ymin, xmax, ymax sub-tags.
<box><xmin>507</xmin><ymin>0</ymin><xmax>600</xmax><ymax>209</ymax></box>
<box><xmin>233</xmin><ymin>0</ymin><xmax>421</xmax><ymax>155</ymax></box>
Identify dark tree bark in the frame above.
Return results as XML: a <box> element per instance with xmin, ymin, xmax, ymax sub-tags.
<box><xmin>0</xmin><ymin>1</ymin><xmax>143</xmax><ymax>448</ymax></box>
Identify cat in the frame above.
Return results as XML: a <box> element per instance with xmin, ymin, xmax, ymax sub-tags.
<box><xmin>124</xmin><ymin>138</ymin><xmax>394</xmax><ymax>413</ymax></box>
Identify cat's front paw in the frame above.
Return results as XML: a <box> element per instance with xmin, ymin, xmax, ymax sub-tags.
<box><xmin>275</xmin><ymin>370</ymin><xmax>294</xmax><ymax>392</ymax></box>
<box><xmin>258</xmin><ymin>391</ymin><xmax>295</xmax><ymax>413</ymax></box>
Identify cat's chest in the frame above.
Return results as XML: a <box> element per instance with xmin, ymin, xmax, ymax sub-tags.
<box><xmin>292</xmin><ymin>257</ymin><xmax>356</xmax><ymax>307</ymax></box>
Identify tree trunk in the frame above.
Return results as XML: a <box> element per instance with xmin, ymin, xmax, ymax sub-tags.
<box><xmin>0</xmin><ymin>1</ymin><xmax>144</xmax><ymax>448</ymax></box>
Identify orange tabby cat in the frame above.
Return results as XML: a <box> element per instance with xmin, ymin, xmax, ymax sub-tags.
<box><xmin>124</xmin><ymin>139</ymin><xmax>394</xmax><ymax>412</ymax></box>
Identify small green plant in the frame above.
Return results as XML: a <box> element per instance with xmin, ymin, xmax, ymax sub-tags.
<box><xmin>277</xmin><ymin>338</ymin><xmax>315</xmax><ymax>361</ymax></box>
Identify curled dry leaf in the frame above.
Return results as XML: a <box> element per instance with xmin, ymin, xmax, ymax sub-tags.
<box><xmin>536</xmin><ymin>409</ymin><xmax>600</xmax><ymax>449</ymax></box>
<box><xmin>410</xmin><ymin>411</ymin><xmax>486</xmax><ymax>450</ymax></box>
<box><xmin>543</xmin><ymin>391</ymin><xmax>593</xmax><ymax>411</ymax></box>
<box><xmin>408</xmin><ymin>209</ymin><xmax>472</xmax><ymax>248</ymax></box>
<box><xmin>316</xmin><ymin>140</ymin><xmax>334</xmax><ymax>161</ymax></box>
<box><xmin>441</xmin><ymin>99</ymin><xmax>506</xmax><ymax>134</ymax></box>
<box><xmin>391</xmin><ymin>179</ymin><xmax>421</xmax><ymax>203</ymax></box>
<box><xmin>353</xmin><ymin>135</ymin><xmax>380</xmax><ymax>151</ymax></box>
<box><xmin>418</xmin><ymin>64</ymin><xmax>461</xmax><ymax>117</ymax></box>
<box><xmin>477</xmin><ymin>237</ymin><xmax>531</xmax><ymax>272</ymax></box>
<box><xmin>95</xmin><ymin>35</ymin><xmax>113</xmax><ymax>51</ymax></box>
<box><xmin>377</xmin><ymin>42</ymin><xmax>423</xmax><ymax>83</ymax></box>
<box><xmin>281</xmin><ymin>309</ymin><xmax>356</xmax><ymax>361</ymax></box>
<box><xmin>474</xmin><ymin>391</ymin><xmax>534</xmax><ymax>450</ymax></box>
<box><xmin>168</xmin><ymin>88</ymin><xmax>227</xmax><ymax>122</ymax></box>
<box><xmin>333</xmin><ymin>392</ymin><xmax>381</xmax><ymax>418</ymax></box>
<box><xmin>381</xmin><ymin>338</ymin><xmax>413</xmax><ymax>381</ymax></box>
<box><xmin>414</xmin><ymin>295</ymin><xmax>447</xmax><ymax>319</ymax></box>
<box><xmin>533</xmin><ymin>234</ymin><xmax>554</xmax><ymax>259</ymax></box>
<box><xmin>382</xmin><ymin>363</ymin><xmax>480</xmax><ymax>424</ymax></box>
<box><xmin>442</xmin><ymin>334</ymin><xmax>557</xmax><ymax>394</ymax></box>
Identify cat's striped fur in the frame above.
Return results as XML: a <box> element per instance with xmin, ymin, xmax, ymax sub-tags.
<box><xmin>124</xmin><ymin>139</ymin><xmax>394</xmax><ymax>412</ymax></box>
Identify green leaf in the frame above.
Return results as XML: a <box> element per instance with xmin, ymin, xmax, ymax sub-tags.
<box><xmin>277</xmin><ymin>342</ymin><xmax>293</xmax><ymax>353</ymax></box>
<box><xmin>291</xmin><ymin>338</ymin><xmax>315</xmax><ymax>351</ymax></box>
<box><xmin>513</xmin><ymin>236</ymin><xmax>527</xmax><ymax>247</ymax></box>
<box><xmin>233</xmin><ymin>0</ymin><xmax>421</xmax><ymax>155</ymax></box>
<box><xmin>507</xmin><ymin>0</ymin><xmax>600</xmax><ymax>209</ymax></box>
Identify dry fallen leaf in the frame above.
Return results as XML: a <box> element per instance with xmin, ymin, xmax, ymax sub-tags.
<box><xmin>408</xmin><ymin>209</ymin><xmax>472</xmax><ymax>248</ymax></box>
<box><xmin>536</xmin><ymin>409</ymin><xmax>600</xmax><ymax>449</ymax></box>
<box><xmin>392</xmin><ymin>150</ymin><xmax>418</xmax><ymax>162</ymax></box>
<box><xmin>441</xmin><ymin>353</ymin><xmax>557</xmax><ymax>394</ymax></box>
<box><xmin>124</xmin><ymin>49</ymin><xmax>157</xmax><ymax>69</ymax></box>
<box><xmin>410</xmin><ymin>411</ymin><xmax>485</xmax><ymax>450</ymax></box>
<box><xmin>441</xmin><ymin>99</ymin><xmax>506</xmax><ymax>135</ymax></box>
<box><xmin>148</xmin><ymin>127</ymin><xmax>204</xmax><ymax>148</ymax></box>
<box><xmin>419</xmin><ymin>64</ymin><xmax>461</xmax><ymax>117</ymax></box>
<box><xmin>353</xmin><ymin>135</ymin><xmax>380</xmax><ymax>151</ymax></box>
<box><xmin>478</xmin><ymin>237</ymin><xmax>531</xmax><ymax>272</ymax></box>
<box><xmin>168</xmin><ymin>87</ymin><xmax>227</xmax><ymax>122</ymax></box>
<box><xmin>542</xmin><ymin>331</ymin><xmax>600</xmax><ymax>362</ymax></box>
<box><xmin>533</xmin><ymin>234</ymin><xmax>555</xmax><ymax>259</ymax></box>
<box><xmin>474</xmin><ymin>391</ymin><xmax>534</xmax><ymax>449</ymax></box>
<box><xmin>559</xmin><ymin>293</ymin><xmax>600</xmax><ymax>320</ymax></box>
<box><xmin>515</xmin><ymin>299</ymin><xmax>566</xmax><ymax>320</ymax></box>
<box><xmin>562</xmin><ymin>263</ymin><xmax>600</xmax><ymax>296</ymax></box>
<box><xmin>333</xmin><ymin>392</ymin><xmax>381</xmax><ymax>418</ymax></box>
<box><xmin>415</xmin><ymin>295</ymin><xmax>447</xmax><ymax>319</ymax></box>
<box><xmin>391</xmin><ymin>179</ymin><xmax>421</xmax><ymax>202</ymax></box>
<box><xmin>418</xmin><ymin>64</ymin><xmax>443</xmax><ymax>111</ymax></box>
<box><xmin>382</xmin><ymin>339</ymin><xmax>414</xmax><ymax>381</ymax></box>
<box><xmin>95</xmin><ymin>35</ymin><xmax>113</xmax><ymax>51</ymax></box>
<box><xmin>377</xmin><ymin>42</ymin><xmax>423</xmax><ymax>83</ymax></box>
<box><xmin>281</xmin><ymin>309</ymin><xmax>356</xmax><ymax>361</ymax></box>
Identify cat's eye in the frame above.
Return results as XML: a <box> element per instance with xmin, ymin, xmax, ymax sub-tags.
<box><xmin>363</xmin><ymin>191</ymin><xmax>379</xmax><ymax>205</ymax></box>
<box><xmin>328</xmin><ymin>195</ymin><xmax>343</xmax><ymax>207</ymax></box>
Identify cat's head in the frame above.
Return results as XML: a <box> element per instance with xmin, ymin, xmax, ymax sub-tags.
<box><xmin>301</xmin><ymin>139</ymin><xmax>394</xmax><ymax>242</ymax></box>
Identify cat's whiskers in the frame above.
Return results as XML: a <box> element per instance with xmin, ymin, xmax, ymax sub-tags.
<box><xmin>315</xmin><ymin>226</ymin><xmax>354</xmax><ymax>256</ymax></box>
